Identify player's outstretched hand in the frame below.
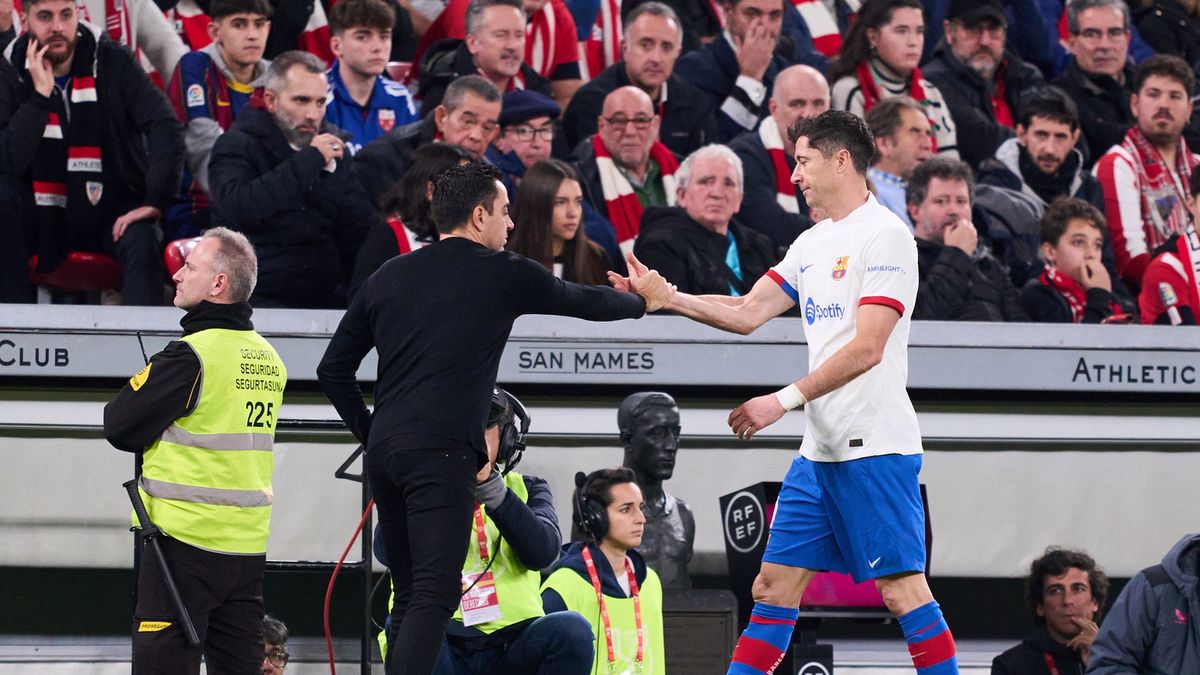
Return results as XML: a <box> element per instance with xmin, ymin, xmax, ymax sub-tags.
<box><xmin>610</xmin><ymin>252</ymin><xmax>676</xmax><ymax>312</ymax></box>
<box><xmin>728</xmin><ymin>394</ymin><xmax>785</xmax><ymax>440</ymax></box>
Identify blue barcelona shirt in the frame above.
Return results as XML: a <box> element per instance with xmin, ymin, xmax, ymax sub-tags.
<box><xmin>325</xmin><ymin>61</ymin><xmax>419</xmax><ymax>155</ymax></box>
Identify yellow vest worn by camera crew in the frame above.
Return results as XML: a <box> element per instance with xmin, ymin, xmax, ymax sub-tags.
<box><xmin>137</xmin><ymin>328</ymin><xmax>287</xmax><ymax>555</ymax></box>
<box><xmin>541</xmin><ymin>550</ymin><xmax>666</xmax><ymax>675</ymax></box>
<box><xmin>378</xmin><ymin>471</ymin><xmax>545</xmax><ymax>657</ymax></box>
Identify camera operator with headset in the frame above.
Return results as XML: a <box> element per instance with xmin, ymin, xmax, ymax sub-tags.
<box><xmin>541</xmin><ymin>468</ymin><xmax>665</xmax><ymax>675</ymax></box>
<box><xmin>377</xmin><ymin>387</ymin><xmax>595</xmax><ymax>674</ymax></box>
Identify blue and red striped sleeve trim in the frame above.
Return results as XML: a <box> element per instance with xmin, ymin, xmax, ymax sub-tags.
<box><xmin>766</xmin><ymin>270</ymin><xmax>799</xmax><ymax>305</ymax></box>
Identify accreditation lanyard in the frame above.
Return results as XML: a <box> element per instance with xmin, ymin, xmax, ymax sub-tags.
<box><xmin>581</xmin><ymin>546</ymin><xmax>643</xmax><ymax>672</ymax></box>
<box><xmin>474</xmin><ymin>503</ymin><xmax>490</xmax><ymax>563</ymax></box>
<box><xmin>1042</xmin><ymin>652</ymin><xmax>1061</xmax><ymax>675</ymax></box>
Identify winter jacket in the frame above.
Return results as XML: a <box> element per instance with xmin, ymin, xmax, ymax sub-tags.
<box><xmin>1021</xmin><ymin>276</ymin><xmax>1122</xmax><ymax>323</ymax></box>
<box><xmin>1135</xmin><ymin>0</ymin><xmax>1200</xmax><ymax>74</ymax></box>
<box><xmin>922</xmin><ymin>44</ymin><xmax>1045</xmax><ymax>169</ymax></box>
<box><xmin>674</xmin><ymin>34</ymin><xmax>791</xmax><ymax>142</ymax></box>
<box><xmin>1052</xmin><ymin>61</ymin><xmax>1135</xmax><ymax>169</ymax></box>
<box><xmin>208</xmin><ymin>105</ymin><xmax>375</xmax><ymax>308</ymax></box>
<box><xmin>417</xmin><ymin>40</ymin><xmax>551</xmax><ymax>115</ymax></box>
<box><xmin>562</xmin><ymin>62</ymin><xmax>718</xmax><ymax>158</ymax></box>
<box><xmin>353</xmin><ymin>115</ymin><xmax>439</xmax><ymax>210</ymax></box>
<box><xmin>1089</xmin><ymin>533</ymin><xmax>1200</xmax><ymax>675</ymax></box>
<box><xmin>0</xmin><ymin>24</ymin><xmax>184</xmax><ymax>213</ymax></box>
<box><xmin>728</xmin><ymin>127</ymin><xmax>813</xmax><ymax>254</ymax></box>
<box><xmin>992</xmin><ymin>628</ymin><xmax>1087</xmax><ymax>675</ymax></box>
<box><xmin>633</xmin><ymin>206</ymin><xmax>778</xmax><ymax>296</ymax></box>
<box><xmin>914</xmin><ymin>237</ymin><xmax>1029</xmax><ymax>321</ymax></box>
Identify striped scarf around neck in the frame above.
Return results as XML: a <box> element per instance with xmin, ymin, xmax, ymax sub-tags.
<box><xmin>592</xmin><ymin>134</ymin><xmax>678</xmax><ymax>252</ymax></box>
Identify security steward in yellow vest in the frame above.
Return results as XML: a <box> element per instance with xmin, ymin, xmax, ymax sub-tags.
<box><xmin>104</xmin><ymin>228</ymin><xmax>287</xmax><ymax>675</ymax></box>
<box><xmin>541</xmin><ymin>468</ymin><xmax>666</xmax><ymax>675</ymax></box>
<box><xmin>376</xmin><ymin>387</ymin><xmax>594</xmax><ymax>674</ymax></box>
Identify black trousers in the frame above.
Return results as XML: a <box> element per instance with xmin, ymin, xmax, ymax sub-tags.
<box><xmin>369</xmin><ymin>444</ymin><xmax>478</xmax><ymax>675</ymax></box>
<box><xmin>132</xmin><ymin>536</ymin><xmax>265</xmax><ymax>675</ymax></box>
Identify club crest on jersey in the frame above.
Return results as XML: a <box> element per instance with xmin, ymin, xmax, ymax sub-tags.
<box><xmin>831</xmin><ymin>255</ymin><xmax>849</xmax><ymax>280</ymax></box>
<box><xmin>378</xmin><ymin>109</ymin><xmax>396</xmax><ymax>132</ymax></box>
<box><xmin>86</xmin><ymin>181</ymin><xmax>103</xmax><ymax>206</ymax></box>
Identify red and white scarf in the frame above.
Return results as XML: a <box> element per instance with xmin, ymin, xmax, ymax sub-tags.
<box><xmin>593</xmin><ymin>135</ymin><xmax>678</xmax><ymax>252</ymax></box>
<box><xmin>758</xmin><ymin>119</ymin><xmax>799</xmax><ymax>213</ymax></box>
<box><xmin>578</xmin><ymin>0</ymin><xmax>621</xmax><ymax>81</ymax></box>
<box><xmin>386</xmin><ymin>216</ymin><xmax>427</xmax><ymax>255</ymax></box>
<box><xmin>1040</xmin><ymin>265</ymin><xmax>1127</xmax><ymax>323</ymax></box>
<box><xmin>1121</xmin><ymin>125</ymin><xmax>1198</xmax><ymax>252</ymax></box>
<box><xmin>857</xmin><ymin>60</ymin><xmax>936</xmax><ymax>151</ymax></box>
<box><xmin>1158</xmin><ymin>225</ymin><xmax>1200</xmax><ymax>316</ymax></box>
<box><xmin>789</xmin><ymin>0</ymin><xmax>859</xmax><ymax>57</ymax></box>
<box><xmin>165</xmin><ymin>0</ymin><xmax>212</xmax><ymax>50</ymax></box>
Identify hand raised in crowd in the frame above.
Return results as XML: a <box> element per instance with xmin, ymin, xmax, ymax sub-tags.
<box><xmin>1079</xmin><ymin>260</ymin><xmax>1112</xmax><ymax>293</ymax></box>
<box><xmin>311</xmin><ymin>133</ymin><xmax>345</xmax><ymax>164</ymax></box>
<box><xmin>112</xmin><ymin>205</ymin><xmax>162</xmax><ymax>241</ymax></box>
<box><xmin>943</xmin><ymin>217</ymin><xmax>978</xmax><ymax>256</ymax></box>
<box><xmin>734</xmin><ymin>23</ymin><xmax>775</xmax><ymax>82</ymax></box>
<box><xmin>25</xmin><ymin>40</ymin><xmax>54</xmax><ymax>98</ymax></box>
<box><xmin>1067</xmin><ymin>616</ymin><xmax>1099</xmax><ymax>665</ymax></box>
<box><xmin>608</xmin><ymin>252</ymin><xmax>675</xmax><ymax>312</ymax></box>
<box><xmin>0</xmin><ymin>0</ymin><xmax>14</xmax><ymax>33</ymax></box>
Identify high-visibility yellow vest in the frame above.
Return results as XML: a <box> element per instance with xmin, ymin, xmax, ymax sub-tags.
<box><xmin>378</xmin><ymin>472</ymin><xmax>546</xmax><ymax>658</ymax></box>
<box><xmin>541</xmin><ymin>552</ymin><xmax>665</xmax><ymax>675</ymax></box>
<box><xmin>137</xmin><ymin>328</ymin><xmax>286</xmax><ymax>555</ymax></box>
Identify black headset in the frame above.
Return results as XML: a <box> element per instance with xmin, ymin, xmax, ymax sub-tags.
<box><xmin>489</xmin><ymin>387</ymin><xmax>530</xmax><ymax>475</ymax></box>
<box><xmin>573</xmin><ymin>470</ymin><xmax>609</xmax><ymax>543</ymax></box>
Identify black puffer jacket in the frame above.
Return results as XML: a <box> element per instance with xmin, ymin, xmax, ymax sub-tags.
<box><xmin>922</xmin><ymin>44</ymin><xmax>1045</xmax><ymax>169</ymax></box>
<box><xmin>1052</xmin><ymin>61</ymin><xmax>1134</xmax><ymax>168</ymax></box>
<box><xmin>562</xmin><ymin>61</ymin><xmax>717</xmax><ymax>158</ymax></box>
<box><xmin>1135</xmin><ymin>0</ymin><xmax>1200</xmax><ymax>74</ymax></box>
<box><xmin>208</xmin><ymin>105</ymin><xmax>375</xmax><ymax>308</ymax></box>
<box><xmin>913</xmin><ymin>238</ymin><xmax>1029</xmax><ymax>321</ymax></box>
<box><xmin>417</xmin><ymin>40</ymin><xmax>551</xmax><ymax>113</ymax></box>
<box><xmin>633</xmin><ymin>206</ymin><xmax>777</xmax><ymax>296</ymax></box>
<box><xmin>991</xmin><ymin>629</ymin><xmax>1087</xmax><ymax>675</ymax></box>
<box><xmin>353</xmin><ymin>114</ymin><xmax>438</xmax><ymax>209</ymax></box>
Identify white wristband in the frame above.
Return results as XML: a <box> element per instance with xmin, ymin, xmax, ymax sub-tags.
<box><xmin>774</xmin><ymin>384</ymin><xmax>806</xmax><ymax>411</ymax></box>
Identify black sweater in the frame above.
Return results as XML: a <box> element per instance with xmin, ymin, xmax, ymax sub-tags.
<box><xmin>317</xmin><ymin>237</ymin><xmax>646</xmax><ymax>460</ymax></box>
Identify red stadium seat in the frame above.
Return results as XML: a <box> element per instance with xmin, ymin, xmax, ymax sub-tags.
<box><xmin>28</xmin><ymin>252</ymin><xmax>123</xmax><ymax>304</ymax></box>
<box><xmin>386</xmin><ymin>61</ymin><xmax>412</xmax><ymax>82</ymax></box>
<box><xmin>163</xmin><ymin>237</ymin><xmax>203</xmax><ymax>280</ymax></box>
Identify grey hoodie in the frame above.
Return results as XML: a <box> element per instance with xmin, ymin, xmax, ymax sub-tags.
<box><xmin>1089</xmin><ymin>533</ymin><xmax>1200</xmax><ymax>674</ymax></box>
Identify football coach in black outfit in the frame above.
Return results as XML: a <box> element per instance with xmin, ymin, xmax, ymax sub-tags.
<box><xmin>317</xmin><ymin>161</ymin><xmax>672</xmax><ymax>675</ymax></box>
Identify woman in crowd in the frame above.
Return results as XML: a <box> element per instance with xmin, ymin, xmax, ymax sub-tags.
<box><xmin>350</xmin><ymin>142</ymin><xmax>472</xmax><ymax>297</ymax></box>
<box><xmin>828</xmin><ymin>0</ymin><xmax>959</xmax><ymax>158</ymax></box>
<box><xmin>506</xmin><ymin>160</ymin><xmax>613</xmax><ymax>285</ymax></box>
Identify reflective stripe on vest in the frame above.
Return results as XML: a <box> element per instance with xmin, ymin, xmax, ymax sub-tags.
<box><xmin>138</xmin><ymin>328</ymin><xmax>286</xmax><ymax>555</ymax></box>
<box><xmin>450</xmin><ymin>472</ymin><xmax>545</xmax><ymax>634</ymax></box>
<box><xmin>541</xmin><ymin>553</ymin><xmax>666</xmax><ymax>675</ymax></box>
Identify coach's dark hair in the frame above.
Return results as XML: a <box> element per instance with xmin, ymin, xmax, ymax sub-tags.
<box><xmin>209</xmin><ymin>0</ymin><xmax>273</xmax><ymax>20</ymax></box>
<box><xmin>829</xmin><ymin>0</ymin><xmax>924</xmax><ymax>83</ymax></box>
<box><xmin>466</xmin><ymin>0</ymin><xmax>524</xmax><ymax>35</ymax></box>
<box><xmin>1041</xmin><ymin>197</ymin><xmax>1106</xmax><ymax>245</ymax></box>
<box><xmin>432</xmin><ymin>160</ymin><xmax>504</xmax><ymax>234</ymax></box>
<box><xmin>329</xmin><ymin>0</ymin><xmax>395</xmax><ymax>35</ymax></box>
<box><xmin>788</xmin><ymin>110</ymin><xmax>875</xmax><ymax>174</ymax></box>
<box><xmin>1026</xmin><ymin>547</ymin><xmax>1109</xmax><ymax>625</ymax></box>
<box><xmin>1131</xmin><ymin>54</ymin><xmax>1196</xmax><ymax>97</ymax></box>
<box><xmin>1018</xmin><ymin>87</ymin><xmax>1080</xmax><ymax>132</ymax></box>
<box><xmin>906</xmin><ymin>157</ymin><xmax>973</xmax><ymax>206</ymax></box>
<box><xmin>380</xmin><ymin>142</ymin><xmax>473</xmax><ymax>239</ymax></box>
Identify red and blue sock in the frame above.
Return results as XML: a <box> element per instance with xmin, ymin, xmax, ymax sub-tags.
<box><xmin>727</xmin><ymin>603</ymin><xmax>798</xmax><ymax>674</ymax></box>
<box><xmin>898</xmin><ymin>600</ymin><xmax>958</xmax><ymax>674</ymax></box>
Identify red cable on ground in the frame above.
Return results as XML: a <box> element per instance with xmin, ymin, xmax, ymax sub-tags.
<box><xmin>324</xmin><ymin>498</ymin><xmax>376</xmax><ymax>675</ymax></box>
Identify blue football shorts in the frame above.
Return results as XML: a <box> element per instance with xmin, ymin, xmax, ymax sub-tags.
<box><xmin>761</xmin><ymin>453</ymin><xmax>926</xmax><ymax>583</ymax></box>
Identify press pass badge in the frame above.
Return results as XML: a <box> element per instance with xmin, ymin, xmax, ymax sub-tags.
<box><xmin>459</xmin><ymin>570</ymin><xmax>502</xmax><ymax>626</ymax></box>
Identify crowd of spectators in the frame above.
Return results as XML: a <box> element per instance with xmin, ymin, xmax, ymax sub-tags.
<box><xmin>0</xmin><ymin>0</ymin><xmax>1197</xmax><ymax>324</ymax></box>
